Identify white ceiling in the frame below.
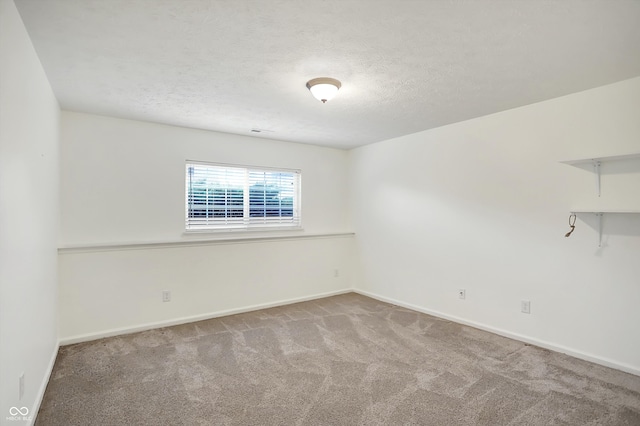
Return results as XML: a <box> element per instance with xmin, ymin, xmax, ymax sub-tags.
<box><xmin>15</xmin><ymin>0</ymin><xmax>640</xmax><ymax>149</ymax></box>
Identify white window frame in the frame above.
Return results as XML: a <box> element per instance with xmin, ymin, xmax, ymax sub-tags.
<box><xmin>185</xmin><ymin>161</ymin><xmax>302</xmax><ymax>232</ymax></box>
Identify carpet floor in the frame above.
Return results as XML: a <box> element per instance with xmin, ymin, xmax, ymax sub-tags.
<box><xmin>36</xmin><ymin>293</ymin><xmax>640</xmax><ymax>425</ymax></box>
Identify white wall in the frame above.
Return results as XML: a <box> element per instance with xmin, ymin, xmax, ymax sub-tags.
<box><xmin>349</xmin><ymin>77</ymin><xmax>640</xmax><ymax>374</ymax></box>
<box><xmin>0</xmin><ymin>0</ymin><xmax>60</xmax><ymax>422</ymax></box>
<box><xmin>60</xmin><ymin>112</ymin><xmax>351</xmax><ymax>246</ymax></box>
<box><xmin>59</xmin><ymin>113</ymin><xmax>354</xmax><ymax>341</ymax></box>
<box><xmin>59</xmin><ymin>236</ymin><xmax>354</xmax><ymax>342</ymax></box>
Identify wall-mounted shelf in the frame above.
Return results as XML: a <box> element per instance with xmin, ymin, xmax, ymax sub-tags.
<box><xmin>562</xmin><ymin>152</ymin><xmax>640</xmax><ymax>247</ymax></box>
<box><xmin>560</xmin><ymin>152</ymin><xmax>640</xmax><ymax>197</ymax></box>
<box><xmin>560</xmin><ymin>153</ymin><xmax>640</xmax><ymax>165</ymax></box>
<box><xmin>569</xmin><ymin>210</ymin><xmax>640</xmax><ymax>247</ymax></box>
<box><xmin>570</xmin><ymin>210</ymin><xmax>640</xmax><ymax>214</ymax></box>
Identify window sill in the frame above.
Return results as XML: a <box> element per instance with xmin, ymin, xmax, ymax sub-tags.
<box><xmin>184</xmin><ymin>225</ymin><xmax>304</xmax><ymax>235</ymax></box>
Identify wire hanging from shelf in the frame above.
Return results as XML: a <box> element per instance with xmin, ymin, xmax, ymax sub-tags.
<box><xmin>564</xmin><ymin>213</ymin><xmax>576</xmax><ymax>238</ymax></box>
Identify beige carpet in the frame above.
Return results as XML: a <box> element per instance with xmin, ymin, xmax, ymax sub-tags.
<box><xmin>37</xmin><ymin>293</ymin><xmax>640</xmax><ymax>425</ymax></box>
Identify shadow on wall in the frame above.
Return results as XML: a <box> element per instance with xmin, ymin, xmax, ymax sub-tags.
<box><xmin>572</xmin><ymin>212</ymin><xmax>640</xmax><ymax>257</ymax></box>
<box><xmin>574</xmin><ymin>212</ymin><xmax>640</xmax><ymax>237</ymax></box>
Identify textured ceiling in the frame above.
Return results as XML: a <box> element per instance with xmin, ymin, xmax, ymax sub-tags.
<box><xmin>15</xmin><ymin>0</ymin><xmax>640</xmax><ymax>149</ymax></box>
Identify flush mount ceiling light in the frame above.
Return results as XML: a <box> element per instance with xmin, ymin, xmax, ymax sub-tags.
<box><xmin>306</xmin><ymin>77</ymin><xmax>341</xmax><ymax>103</ymax></box>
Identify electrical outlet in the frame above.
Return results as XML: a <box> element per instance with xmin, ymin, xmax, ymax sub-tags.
<box><xmin>162</xmin><ymin>291</ymin><xmax>171</xmax><ymax>302</ymax></box>
<box><xmin>521</xmin><ymin>300</ymin><xmax>531</xmax><ymax>314</ymax></box>
<box><xmin>19</xmin><ymin>373</ymin><xmax>24</xmax><ymax>400</ymax></box>
<box><xmin>458</xmin><ymin>289</ymin><xmax>466</xmax><ymax>300</ymax></box>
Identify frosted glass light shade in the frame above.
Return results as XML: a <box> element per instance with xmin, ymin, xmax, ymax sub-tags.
<box><xmin>306</xmin><ymin>77</ymin><xmax>341</xmax><ymax>103</ymax></box>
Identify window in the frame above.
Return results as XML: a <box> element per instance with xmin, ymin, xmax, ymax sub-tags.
<box><xmin>185</xmin><ymin>162</ymin><xmax>301</xmax><ymax>231</ymax></box>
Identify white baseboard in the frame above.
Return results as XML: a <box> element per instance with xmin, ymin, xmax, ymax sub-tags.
<box><xmin>353</xmin><ymin>289</ymin><xmax>640</xmax><ymax>377</ymax></box>
<box><xmin>29</xmin><ymin>341</ymin><xmax>59</xmax><ymax>426</ymax></box>
<box><xmin>56</xmin><ymin>286</ymin><xmax>639</xmax><ymax>380</ymax></box>
<box><xmin>59</xmin><ymin>288</ymin><xmax>353</xmax><ymax>346</ymax></box>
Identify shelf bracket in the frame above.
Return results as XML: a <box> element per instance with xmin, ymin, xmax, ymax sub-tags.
<box><xmin>593</xmin><ymin>160</ymin><xmax>601</xmax><ymax>197</ymax></box>
<box><xmin>596</xmin><ymin>212</ymin><xmax>603</xmax><ymax>247</ymax></box>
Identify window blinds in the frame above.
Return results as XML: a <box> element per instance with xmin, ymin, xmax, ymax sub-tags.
<box><xmin>186</xmin><ymin>162</ymin><xmax>301</xmax><ymax>230</ymax></box>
